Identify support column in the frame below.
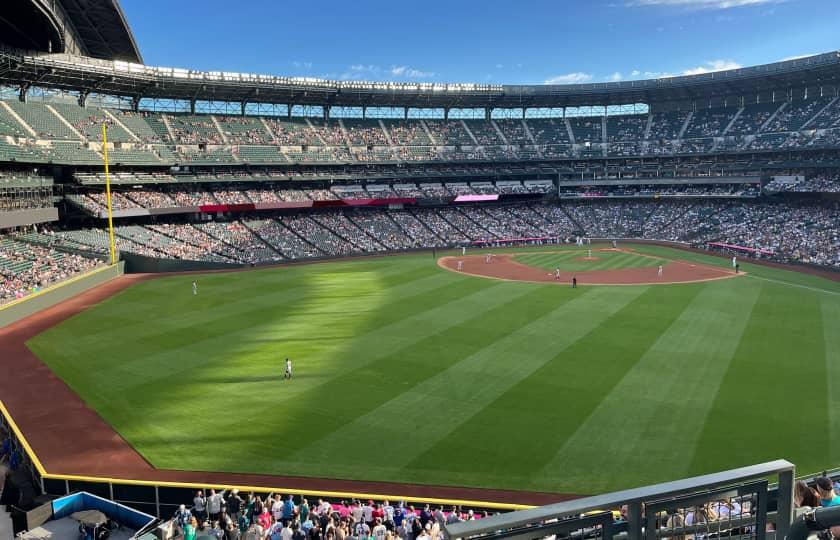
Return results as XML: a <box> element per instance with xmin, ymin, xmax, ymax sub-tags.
<box><xmin>19</xmin><ymin>85</ymin><xmax>28</xmax><ymax>103</ymax></box>
<box><xmin>404</xmin><ymin>107</ymin><xmax>408</xmax><ymax>120</ymax></box>
<box><xmin>485</xmin><ymin>108</ymin><xmax>491</xmax><ymax>121</ymax></box>
<box><xmin>190</xmin><ymin>99</ymin><xmax>196</xmax><ymax>114</ymax></box>
<box><xmin>444</xmin><ymin>107</ymin><xmax>449</xmax><ymax>120</ymax></box>
<box><xmin>78</xmin><ymin>91</ymin><xmax>88</xmax><ymax>108</ymax></box>
<box><xmin>626</xmin><ymin>501</ymin><xmax>643</xmax><ymax>540</ymax></box>
<box><xmin>241</xmin><ymin>102</ymin><xmax>246</xmax><ymax>116</ymax></box>
<box><xmin>776</xmin><ymin>468</ymin><xmax>795</xmax><ymax>540</ymax></box>
<box><xmin>325</xmin><ymin>106</ymin><xmax>330</xmax><ymax>120</ymax></box>
<box><xmin>132</xmin><ymin>96</ymin><xmax>140</xmax><ymax>112</ymax></box>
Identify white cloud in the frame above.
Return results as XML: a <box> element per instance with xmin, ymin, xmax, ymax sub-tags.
<box><xmin>390</xmin><ymin>65</ymin><xmax>435</xmax><ymax>78</ymax></box>
<box><xmin>680</xmin><ymin>59</ymin><xmax>741</xmax><ymax>75</ymax></box>
<box><xmin>608</xmin><ymin>72</ymin><xmax>623</xmax><ymax>82</ymax></box>
<box><xmin>544</xmin><ymin>72</ymin><xmax>593</xmax><ymax>84</ymax></box>
<box><xmin>780</xmin><ymin>53</ymin><xmax>817</xmax><ymax>61</ymax></box>
<box><xmin>627</xmin><ymin>0</ymin><xmax>784</xmax><ymax>8</ymax></box>
<box><xmin>350</xmin><ymin>64</ymin><xmax>380</xmax><ymax>73</ymax></box>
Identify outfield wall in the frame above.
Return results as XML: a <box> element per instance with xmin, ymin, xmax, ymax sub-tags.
<box><xmin>121</xmin><ymin>252</ymin><xmax>245</xmax><ymax>273</ymax></box>
<box><xmin>0</xmin><ymin>263</ymin><xmax>124</xmax><ymax>329</ymax></box>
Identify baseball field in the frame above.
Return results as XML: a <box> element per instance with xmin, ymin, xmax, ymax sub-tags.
<box><xmin>23</xmin><ymin>243</ymin><xmax>840</xmax><ymax>496</ymax></box>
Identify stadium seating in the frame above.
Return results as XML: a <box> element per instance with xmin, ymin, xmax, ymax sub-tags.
<box><xmin>308</xmin><ymin>119</ymin><xmax>347</xmax><ymax>146</ymax></box>
<box><xmin>110</xmin><ymin>110</ymin><xmax>164</xmax><ymax>143</ymax></box>
<box><xmin>464</xmin><ymin>120</ymin><xmax>501</xmax><ymax>145</ymax></box>
<box><xmin>647</xmin><ymin>111</ymin><xmax>690</xmax><ymax>141</ymax></box>
<box><xmin>165</xmin><ymin>115</ymin><xmax>221</xmax><ymax>144</ymax></box>
<box><xmin>382</xmin><ymin>120</ymin><xmax>433</xmax><ymax>145</ymax></box>
<box><xmin>606</xmin><ymin>115</ymin><xmax>647</xmax><ymax>142</ymax></box>
<box><xmin>0</xmin><ymin>236</ymin><xmax>103</xmax><ymax>303</ymax></box>
<box><xmin>215</xmin><ymin>116</ymin><xmax>273</xmax><ymax>145</ymax></box>
<box><xmin>494</xmin><ymin>119</ymin><xmax>532</xmax><ymax>145</ymax></box>
<box><xmin>568</xmin><ymin>117</ymin><xmax>603</xmax><ymax>144</ymax></box>
<box><xmin>4</xmin><ymin>101</ymin><xmax>78</xmax><ymax>140</ymax></box>
<box><xmin>49</xmin><ymin>103</ymin><xmax>134</xmax><ymax>142</ymax></box>
<box><xmin>0</xmin><ymin>106</ymin><xmax>30</xmax><ymax>138</ymax></box>
<box><xmin>806</xmin><ymin>98</ymin><xmax>840</xmax><ymax>129</ymax></box>
<box><xmin>343</xmin><ymin>119</ymin><xmax>388</xmax><ymax>146</ymax></box>
<box><xmin>683</xmin><ymin>107</ymin><xmax>737</xmax><ymax>138</ymax></box>
<box><xmin>424</xmin><ymin>120</ymin><xmax>473</xmax><ymax>146</ymax></box>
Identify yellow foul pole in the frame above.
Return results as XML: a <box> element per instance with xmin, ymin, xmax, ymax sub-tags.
<box><xmin>102</xmin><ymin>123</ymin><xmax>117</xmax><ymax>265</ymax></box>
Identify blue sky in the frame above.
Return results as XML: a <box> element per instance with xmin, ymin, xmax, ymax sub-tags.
<box><xmin>120</xmin><ymin>0</ymin><xmax>840</xmax><ymax>85</ymax></box>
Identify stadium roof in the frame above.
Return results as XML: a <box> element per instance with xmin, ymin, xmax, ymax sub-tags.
<box><xmin>0</xmin><ymin>0</ymin><xmax>141</xmax><ymax>63</ymax></box>
<box><xmin>59</xmin><ymin>0</ymin><xmax>142</xmax><ymax>63</ymax></box>
<box><xmin>1</xmin><ymin>48</ymin><xmax>839</xmax><ymax>109</ymax></box>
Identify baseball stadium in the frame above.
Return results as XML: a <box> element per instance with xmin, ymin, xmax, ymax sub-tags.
<box><xmin>0</xmin><ymin>1</ymin><xmax>838</xmax><ymax>540</ymax></box>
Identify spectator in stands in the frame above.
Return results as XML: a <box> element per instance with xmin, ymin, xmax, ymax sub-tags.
<box><xmin>228</xmin><ymin>489</ymin><xmax>244</xmax><ymax>520</ymax></box>
<box><xmin>209</xmin><ymin>489</ymin><xmax>227</xmax><ymax>522</ymax></box>
<box><xmin>283</xmin><ymin>494</ymin><xmax>297</xmax><ymax>524</ymax></box>
<box><xmin>174</xmin><ymin>504</ymin><xmax>193</xmax><ymax>533</ymax></box>
<box><xmin>816</xmin><ymin>475</ymin><xmax>840</xmax><ymax>506</ymax></box>
<box><xmin>794</xmin><ymin>480</ymin><xmax>821</xmax><ymax>508</ymax></box>
<box><xmin>184</xmin><ymin>517</ymin><xmax>198</xmax><ymax>540</ymax></box>
<box><xmin>194</xmin><ymin>490</ymin><xmax>208</xmax><ymax>524</ymax></box>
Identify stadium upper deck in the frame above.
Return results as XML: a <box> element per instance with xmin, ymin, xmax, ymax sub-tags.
<box><xmin>1</xmin><ymin>29</ymin><xmax>840</xmax><ymax>172</ymax></box>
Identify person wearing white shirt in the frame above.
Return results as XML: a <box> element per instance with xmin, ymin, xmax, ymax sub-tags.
<box><xmin>272</xmin><ymin>499</ymin><xmax>285</xmax><ymax>522</ymax></box>
<box><xmin>363</xmin><ymin>502</ymin><xmax>374</xmax><ymax>526</ymax></box>
<box><xmin>372</xmin><ymin>518</ymin><xmax>387</xmax><ymax>540</ymax></box>
<box><xmin>382</xmin><ymin>501</ymin><xmax>394</xmax><ymax>523</ymax></box>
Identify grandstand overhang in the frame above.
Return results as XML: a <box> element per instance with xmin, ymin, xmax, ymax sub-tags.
<box><xmin>0</xmin><ymin>49</ymin><xmax>839</xmax><ymax>109</ymax></box>
<box><xmin>0</xmin><ymin>0</ymin><xmax>141</xmax><ymax>63</ymax></box>
<box><xmin>58</xmin><ymin>0</ymin><xmax>142</xmax><ymax>63</ymax></box>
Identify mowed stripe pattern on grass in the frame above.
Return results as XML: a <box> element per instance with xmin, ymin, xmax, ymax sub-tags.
<box><xmin>25</xmin><ymin>247</ymin><xmax>840</xmax><ymax>494</ymax></box>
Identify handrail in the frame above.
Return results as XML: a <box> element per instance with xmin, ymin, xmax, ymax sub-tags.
<box><xmin>445</xmin><ymin>460</ymin><xmax>794</xmax><ymax>539</ymax></box>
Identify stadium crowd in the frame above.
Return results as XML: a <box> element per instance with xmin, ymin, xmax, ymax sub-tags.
<box><xmin>0</xmin><ymin>236</ymin><xmax>103</xmax><ymax>304</ymax></box>
<box><xmin>3</xmin><ymin>98</ymin><xmax>840</xmax><ymax>166</ymax></box>
<box><xmin>9</xmin><ymin>197</ymin><xmax>836</xmax><ymax>273</ymax></box>
<box><xmin>170</xmin><ymin>490</ymin><xmax>494</xmax><ymax>540</ymax></box>
<box><xmin>159</xmin><ymin>471</ymin><xmax>840</xmax><ymax>540</ymax></box>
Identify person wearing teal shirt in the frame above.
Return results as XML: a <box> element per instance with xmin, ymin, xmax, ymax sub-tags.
<box><xmin>184</xmin><ymin>518</ymin><xmax>197</xmax><ymax>540</ymax></box>
<box><xmin>817</xmin><ymin>476</ymin><xmax>840</xmax><ymax>506</ymax></box>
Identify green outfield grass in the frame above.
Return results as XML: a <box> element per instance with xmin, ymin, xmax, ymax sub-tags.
<box><xmin>514</xmin><ymin>249</ymin><xmax>666</xmax><ymax>272</ymax></box>
<box><xmin>25</xmin><ymin>244</ymin><xmax>840</xmax><ymax>495</ymax></box>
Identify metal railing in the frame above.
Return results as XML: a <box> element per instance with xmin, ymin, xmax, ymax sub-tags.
<box><xmin>443</xmin><ymin>460</ymin><xmax>795</xmax><ymax>540</ymax></box>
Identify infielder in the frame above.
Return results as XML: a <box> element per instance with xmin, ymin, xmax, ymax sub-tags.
<box><xmin>657</xmin><ymin>265</ymin><xmax>663</xmax><ymax>278</ymax></box>
<box><xmin>554</xmin><ymin>267</ymin><xmax>561</xmax><ymax>280</ymax></box>
<box><xmin>457</xmin><ymin>260</ymin><xmax>463</xmax><ymax>271</ymax></box>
